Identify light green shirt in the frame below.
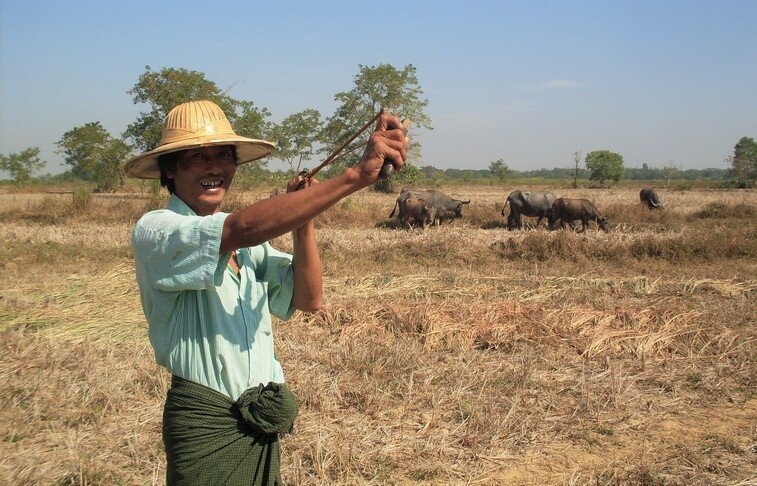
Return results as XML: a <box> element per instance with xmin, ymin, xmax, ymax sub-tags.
<box><xmin>131</xmin><ymin>195</ymin><xmax>295</xmax><ymax>401</ymax></box>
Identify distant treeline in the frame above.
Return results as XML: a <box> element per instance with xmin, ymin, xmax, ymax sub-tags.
<box><xmin>26</xmin><ymin>165</ymin><xmax>730</xmax><ymax>186</ymax></box>
<box><xmin>424</xmin><ymin>166</ymin><xmax>730</xmax><ymax>181</ymax></box>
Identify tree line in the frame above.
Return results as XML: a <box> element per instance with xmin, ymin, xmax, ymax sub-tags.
<box><xmin>2</xmin><ymin>64</ymin><xmax>432</xmax><ymax>191</ymax></box>
<box><xmin>1</xmin><ymin>64</ymin><xmax>755</xmax><ymax>189</ymax></box>
<box><xmin>430</xmin><ymin>165</ymin><xmax>730</xmax><ymax>183</ymax></box>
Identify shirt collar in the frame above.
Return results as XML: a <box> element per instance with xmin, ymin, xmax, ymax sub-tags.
<box><xmin>167</xmin><ymin>194</ymin><xmax>229</xmax><ymax>219</ymax></box>
<box><xmin>167</xmin><ymin>194</ymin><xmax>197</xmax><ymax>216</ymax></box>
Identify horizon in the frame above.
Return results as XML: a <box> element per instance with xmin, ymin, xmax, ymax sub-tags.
<box><xmin>2</xmin><ymin>1</ymin><xmax>755</xmax><ymax>177</ymax></box>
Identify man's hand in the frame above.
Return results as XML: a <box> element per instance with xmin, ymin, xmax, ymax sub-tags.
<box><xmin>350</xmin><ymin>113</ymin><xmax>409</xmax><ymax>188</ymax></box>
<box><xmin>287</xmin><ymin>173</ymin><xmax>319</xmax><ymax>193</ymax></box>
<box><xmin>285</xmin><ymin>173</ymin><xmax>319</xmax><ymax>229</ymax></box>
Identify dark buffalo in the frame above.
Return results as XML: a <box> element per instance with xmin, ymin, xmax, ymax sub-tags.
<box><xmin>501</xmin><ymin>190</ymin><xmax>556</xmax><ymax>229</ymax></box>
<box><xmin>390</xmin><ymin>188</ymin><xmax>470</xmax><ymax>225</ymax></box>
<box><xmin>389</xmin><ymin>188</ymin><xmax>421</xmax><ymax>222</ymax></box>
<box><xmin>639</xmin><ymin>188</ymin><xmax>664</xmax><ymax>209</ymax></box>
<box><xmin>548</xmin><ymin>198</ymin><xmax>609</xmax><ymax>232</ymax></box>
<box><xmin>398</xmin><ymin>197</ymin><xmax>437</xmax><ymax>230</ymax></box>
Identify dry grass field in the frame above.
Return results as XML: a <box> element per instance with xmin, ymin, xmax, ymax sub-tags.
<box><xmin>1</xmin><ymin>184</ymin><xmax>755</xmax><ymax>485</ymax></box>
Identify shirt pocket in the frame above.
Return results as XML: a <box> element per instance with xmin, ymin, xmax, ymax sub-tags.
<box><xmin>254</xmin><ymin>280</ymin><xmax>273</xmax><ymax>336</ymax></box>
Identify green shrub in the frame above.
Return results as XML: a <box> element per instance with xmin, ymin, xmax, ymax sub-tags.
<box><xmin>675</xmin><ymin>181</ymin><xmax>693</xmax><ymax>191</ymax></box>
<box><xmin>71</xmin><ymin>188</ymin><xmax>92</xmax><ymax>212</ymax></box>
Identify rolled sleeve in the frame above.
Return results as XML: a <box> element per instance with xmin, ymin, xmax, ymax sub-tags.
<box><xmin>261</xmin><ymin>243</ymin><xmax>296</xmax><ymax>321</ymax></box>
<box><xmin>132</xmin><ymin>210</ymin><xmax>230</xmax><ymax>292</ymax></box>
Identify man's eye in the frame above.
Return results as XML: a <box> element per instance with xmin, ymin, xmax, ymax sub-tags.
<box><xmin>219</xmin><ymin>151</ymin><xmax>233</xmax><ymax>159</ymax></box>
<box><xmin>189</xmin><ymin>153</ymin><xmax>205</xmax><ymax>161</ymax></box>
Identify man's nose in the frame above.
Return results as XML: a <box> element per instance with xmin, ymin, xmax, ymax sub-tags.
<box><xmin>199</xmin><ymin>155</ymin><xmax>231</xmax><ymax>169</ymax></box>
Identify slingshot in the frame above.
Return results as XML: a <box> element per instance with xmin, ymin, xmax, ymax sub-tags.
<box><xmin>296</xmin><ymin>108</ymin><xmax>410</xmax><ymax>189</ymax></box>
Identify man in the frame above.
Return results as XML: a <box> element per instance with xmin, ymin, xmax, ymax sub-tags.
<box><xmin>126</xmin><ymin>99</ymin><xmax>407</xmax><ymax>485</ymax></box>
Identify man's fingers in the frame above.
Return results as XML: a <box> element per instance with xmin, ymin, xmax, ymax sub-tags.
<box><xmin>288</xmin><ymin>174</ymin><xmax>310</xmax><ymax>192</ymax></box>
<box><xmin>375</xmin><ymin>113</ymin><xmax>403</xmax><ymax>132</ymax></box>
<box><xmin>370</xmin><ymin>125</ymin><xmax>409</xmax><ymax>146</ymax></box>
<box><xmin>354</xmin><ymin>112</ymin><xmax>410</xmax><ymax>184</ymax></box>
<box><xmin>381</xmin><ymin>138</ymin><xmax>408</xmax><ymax>161</ymax></box>
<box><xmin>294</xmin><ymin>175</ymin><xmax>318</xmax><ymax>190</ymax></box>
<box><xmin>380</xmin><ymin>146</ymin><xmax>406</xmax><ymax>172</ymax></box>
<box><xmin>374</xmin><ymin>136</ymin><xmax>407</xmax><ymax>164</ymax></box>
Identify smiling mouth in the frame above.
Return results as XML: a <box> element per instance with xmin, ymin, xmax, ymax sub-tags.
<box><xmin>201</xmin><ymin>180</ymin><xmax>223</xmax><ymax>189</ymax></box>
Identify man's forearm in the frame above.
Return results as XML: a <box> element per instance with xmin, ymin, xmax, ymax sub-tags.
<box><xmin>221</xmin><ymin>170</ymin><xmax>362</xmax><ymax>253</ymax></box>
<box><xmin>291</xmin><ymin>223</ymin><xmax>322</xmax><ymax>312</ymax></box>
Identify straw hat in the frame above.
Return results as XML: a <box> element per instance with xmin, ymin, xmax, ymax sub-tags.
<box><xmin>124</xmin><ymin>100</ymin><xmax>276</xmax><ymax>179</ymax></box>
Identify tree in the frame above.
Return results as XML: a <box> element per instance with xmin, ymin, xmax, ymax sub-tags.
<box><xmin>0</xmin><ymin>147</ymin><xmax>45</xmax><ymax>184</ymax></box>
<box><xmin>571</xmin><ymin>151</ymin><xmax>582</xmax><ymax>189</ymax></box>
<box><xmin>233</xmin><ymin>162</ymin><xmax>278</xmax><ymax>190</ymax></box>
<box><xmin>420</xmin><ymin>165</ymin><xmax>445</xmax><ymax>183</ymax></box>
<box><xmin>234</xmin><ymin>100</ymin><xmax>273</xmax><ymax>143</ymax></box>
<box><xmin>373</xmin><ymin>162</ymin><xmax>425</xmax><ymax>193</ymax></box>
<box><xmin>489</xmin><ymin>158</ymin><xmax>511</xmax><ymax>184</ymax></box>
<box><xmin>321</xmin><ymin>63</ymin><xmax>432</xmax><ymax>174</ymax></box>
<box><xmin>730</xmin><ymin>136</ymin><xmax>757</xmax><ymax>187</ymax></box>
<box><xmin>57</xmin><ymin>122</ymin><xmax>132</xmax><ymax>192</ymax></box>
<box><xmin>585</xmin><ymin>150</ymin><xmax>624</xmax><ymax>187</ymax></box>
<box><xmin>125</xmin><ymin>66</ymin><xmax>271</xmax><ymax>156</ymax></box>
<box><xmin>269</xmin><ymin>109</ymin><xmax>323</xmax><ymax>175</ymax></box>
<box><xmin>394</xmin><ymin>162</ymin><xmax>424</xmax><ymax>186</ymax></box>
<box><xmin>321</xmin><ymin>159</ymin><xmax>349</xmax><ymax>180</ymax></box>
<box><xmin>661</xmin><ymin>163</ymin><xmax>679</xmax><ymax>188</ymax></box>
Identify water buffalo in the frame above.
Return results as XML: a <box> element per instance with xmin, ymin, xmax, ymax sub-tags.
<box><xmin>389</xmin><ymin>189</ymin><xmax>420</xmax><ymax>222</ymax></box>
<box><xmin>548</xmin><ymin>198</ymin><xmax>609</xmax><ymax>232</ymax></box>
<box><xmin>640</xmin><ymin>188</ymin><xmax>664</xmax><ymax>209</ymax></box>
<box><xmin>390</xmin><ymin>188</ymin><xmax>470</xmax><ymax>225</ymax></box>
<box><xmin>501</xmin><ymin>190</ymin><xmax>556</xmax><ymax>229</ymax></box>
<box><xmin>399</xmin><ymin>197</ymin><xmax>437</xmax><ymax>230</ymax></box>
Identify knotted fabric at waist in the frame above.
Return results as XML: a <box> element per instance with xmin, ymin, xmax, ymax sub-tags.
<box><xmin>163</xmin><ymin>375</ymin><xmax>299</xmax><ymax>485</ymax></box>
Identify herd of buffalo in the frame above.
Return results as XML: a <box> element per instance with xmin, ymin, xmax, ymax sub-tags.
<box><xmin>389</xmin><ymin>187</ymin><xmax>665</xmax><ymax>232</ymax></box>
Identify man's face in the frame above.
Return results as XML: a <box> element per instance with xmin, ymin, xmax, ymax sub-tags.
<box><xmin>167</xmin><ymin>145</ymin><xmax>237</xmax><ymax>216</ymax></box>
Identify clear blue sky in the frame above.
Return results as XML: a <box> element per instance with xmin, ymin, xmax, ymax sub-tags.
<box><xmin>1</xmin><ymin>0</ymin><xmax>755</xmax><ymax>175</ymax></box>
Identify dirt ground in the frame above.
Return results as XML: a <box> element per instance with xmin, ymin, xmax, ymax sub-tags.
<box><xmin>1</xmin><ymin>185</ymin><xmax>755</xmax><ymax>485</ymax></box>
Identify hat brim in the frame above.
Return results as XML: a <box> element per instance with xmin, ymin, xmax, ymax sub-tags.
<box><xmin>124</xmin><ymin>135</ymin><xmax>276</xmax><ymax>179</ymax></box>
